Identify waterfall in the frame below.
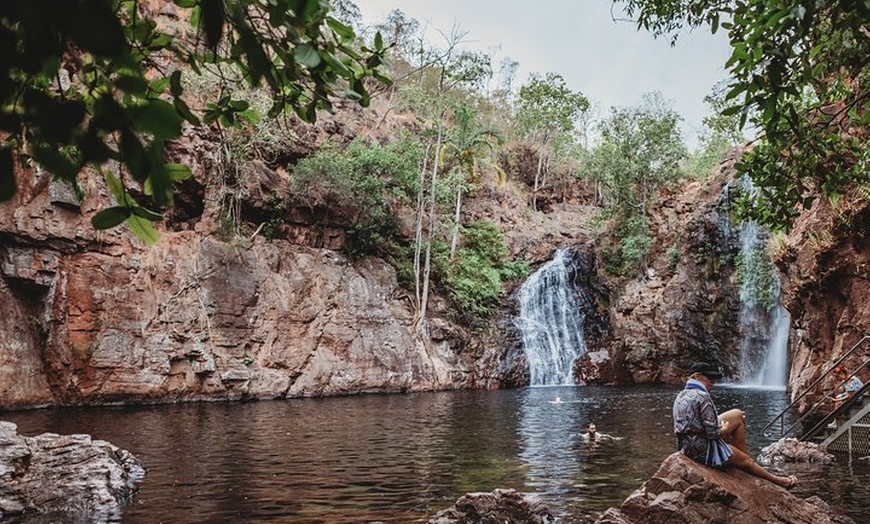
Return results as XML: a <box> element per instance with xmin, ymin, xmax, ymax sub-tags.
<box><xmin>735</xmin><ymin>178</ymin><xmax>790</xmax><ymax>388</ymax></box>
<box><xmin>515</xmin><ymin>249</ymin><xmax>588</xmax><ymax>386</ymax></box>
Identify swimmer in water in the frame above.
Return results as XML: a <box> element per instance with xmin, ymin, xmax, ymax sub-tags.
<box><xmin>581</xmin><ymin>422</ymin><xmax>621</xmax><ymax>442</ymax></box>
<box><xmin>550</xmin><ymin>397</ymin><xmax>564</xmax><ymax>405</ymax></box>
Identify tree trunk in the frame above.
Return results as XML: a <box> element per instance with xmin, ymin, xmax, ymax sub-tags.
<box><xmin>419</xmin><ymin>123</ymin><xmax>444</xmax><ymax>329</ymax></box>
<box><xmin>532</xmin><ymin>150</ymin><xmax>544</xmax><ymax>211</ymax></box>
<box><xmin>413</xmin><ymin>143</ymin><xmax>431</xmax><ymax>309</ymax></box>
<box><xmin>448</xmin><ymin>180</ymin><xmax>463</xmax><ymax>261</ymax></box>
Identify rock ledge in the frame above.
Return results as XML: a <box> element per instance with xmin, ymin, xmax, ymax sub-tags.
<box><xmin>0</xmin><ymin>421</ymin><xmax>145</xmax><ymax>521</ymax></box>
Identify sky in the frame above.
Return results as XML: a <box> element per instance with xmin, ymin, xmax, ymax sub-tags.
<box><xmin>352</xmin><ymin>0</ymin><xmax>734</xmax><ymax>149</ymax></box>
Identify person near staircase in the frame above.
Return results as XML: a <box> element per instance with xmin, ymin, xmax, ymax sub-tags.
<box><xmin>673</xmin><ymin>362</ymin><xmax>798</xmax><ymax>489</ymax></box>
<box><xmin>832</xmin><ymin>366</ymin><xmax>865</xmax><ymax>405</ymax></box>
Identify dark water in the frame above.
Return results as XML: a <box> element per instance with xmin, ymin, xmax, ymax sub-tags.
<box><xmin>2</xmin><ymin>385</ymin><xmax>869</xmax><ymax>523</ymax></box>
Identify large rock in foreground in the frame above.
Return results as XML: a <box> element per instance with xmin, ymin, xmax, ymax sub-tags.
<box><xmin>0</xmin><ymin>421</ymin><xmax>145</xmax><ymax>522</ymax></box>
<box><xmin>428</xmin><ymin>488</ymin><xmax>556</xmax><ymax>524</ymax></box>
<box><xmin>596</xmin><ymin>452</ymin><xmax>852</xmax><ymax>524</ymax></box>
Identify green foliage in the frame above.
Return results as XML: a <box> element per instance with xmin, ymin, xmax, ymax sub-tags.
<box><xmin>666</xmin><ymin>243</ymin><xmax>682</xmax><ymax>272</ymax></box>
<box><xmin>735</xmin><ymin>238</ymin><xmax>779</xmax><ymax>312</ymax></box>
<box><xmin>432</xmin><ymin>220</ymin><xmax>527</xmax><ymax>320</ymax></box>
<box><xmin>444</xmin><ymin>101</ymin><xmax>502</xmax><ymax>184</ymax></box>
<box><xmin>590</xmin><ymin>93</ymin><xmax>686</xmax><ymax>212</ymax></box>
<box><xmin>288</xmin><ymin>137</ymin><xmax>422</xmax><ymax>258</ymax></box>
<box><xmin>0</xmin><ymin>0</ymin><xmax>389</xmax><ymax>242</ymax></box>
<box><xmin>600</xmin><ymin>214</ymin><xmax>652</xmax><ymax>277</ymax></box>
<box><xmin>616</xmin><ymin>0</ymin><xmax>870</xmax><ymax>231</ymax></box>
<box><xmin>589</xmin><ymin>92</ymin><xmax>686</xmax><ymax>273</ymax></box>
<box><xmin>516</xmin><ymin>72</ymin><xmax>589</xmax><ymax>144</ymax></box>
<box><xmin>686</xmin><ymin>84</ymin><xmax>745</xmax><ymax>178</ymax></box>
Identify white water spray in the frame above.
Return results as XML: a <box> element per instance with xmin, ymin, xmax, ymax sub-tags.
<box><xmin>735</xmin><ymin>178</ymin><xmax>790</xmax><ymax>388</ymax></box>
<box><xmin>515</xmin><ymin>249</ymin><xmax>588</xmax><ymax>386</ymax></box>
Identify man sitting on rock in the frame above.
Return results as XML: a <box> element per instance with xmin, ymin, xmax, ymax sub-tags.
<box><xmin>673</xmin><ymin>362</ymin><xmax>798</xmax><ymax>489</ymax></box>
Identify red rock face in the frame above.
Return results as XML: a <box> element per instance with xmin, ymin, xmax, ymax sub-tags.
<box><xmin>576</xmin><ymin>155</ymin><xmax>745</xmax><ymax>385</ymax></box>
<box><xmin>0</xmin><ymin>156</ymin><xmax>480</xmax><ymax>407</ymax></box>
<box><xmin>775</xmin><ymin>187</ymin><xmax>870</xmax><ymax>409</ymax></box>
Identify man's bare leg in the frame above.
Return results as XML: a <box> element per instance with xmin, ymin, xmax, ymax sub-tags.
<box><xmin>725</xmin><ymin>445</ymin><xmax>796</xmax><ymax>488</ymax></box>
<box><xmin>718</xmin><ymin>408</ymin><xmax>748</xmax><ymax>454</ymax></box>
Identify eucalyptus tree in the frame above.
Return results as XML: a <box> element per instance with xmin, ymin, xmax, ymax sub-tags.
<box><xmin>443</xmin><ymin>100</ymin><xmax>502</xmax><ymax>260</ymax></box>
<box><xmin>515</xmin><ymin>72</ymin><xmax>589</xmax><ymax>210</ymax></box>
<box><xmin>0</xmin><ymin>0</ymin><xmax>389</xmax><ymax>242</ymax></box>
<box><xmin>391</xmin><ymin>26</ymin><xmax>496</xmax><ymax>328</ymax></box>
<box><xmin>590</xmin><ymin>92</ymin><xmax>687</xmax><ymax>273</ymax></box>
<box><xmin>615</xmin><ymin>0</ymin><xmax>870</xmax><ymax>230</ymax></box>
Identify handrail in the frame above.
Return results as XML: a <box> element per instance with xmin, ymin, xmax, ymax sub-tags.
<box><xmin>780</xmin><ymin>358</ymin><xmax>870</xmax><ymax>439</ymax></box>
<box><xmin>801</xmin><ymin>380</ymin><xmax>870</xmax><ymax>441</ymax></box>
<box><xmin>761</xmin><ymin>334</ymin><xmax>870</xmax><ymax>438</ymax></box>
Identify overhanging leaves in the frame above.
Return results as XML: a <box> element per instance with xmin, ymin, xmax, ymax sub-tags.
<box><xmin>1</xmin><ymin>0</ymin><xmax>390</xmax><ymax>238</ymax></box>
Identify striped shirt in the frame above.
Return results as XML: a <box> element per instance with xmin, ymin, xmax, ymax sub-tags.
<box><xmin>673</xmin><ymin>379</ymin><xmax>733</xmax><ymax>466</ymax></box>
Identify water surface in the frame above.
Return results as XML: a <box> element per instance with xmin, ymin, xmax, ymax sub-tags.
<box><xmin>2</xmin><ymin>385</ymin><xmax>868</xmax><ymax>523</ymax></box>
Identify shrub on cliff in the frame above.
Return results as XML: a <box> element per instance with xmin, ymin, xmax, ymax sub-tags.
<box><xmin>288</xmin><ymin>136</ymin><xmax>421</xmax><ymax>258</ymax></box>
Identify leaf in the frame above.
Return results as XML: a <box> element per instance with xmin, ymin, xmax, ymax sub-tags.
<box><xmin>170</xmin><ymin>70</ymin><xmax>184</xmax><ymax>97</ymax></box>
<box><xmin>374</xmin><ymin>31</ymin><xmax>384</xmax><ymax>50</ymax></box>
<box><xmin>91</xmin><ymin>206</ymin><xmax>132</xmax><ymax>229</ymax></box>
<box><xmin>115</xmin><ymin>74</ymin><xmax>149</xmax><ymax>95</ymax></box>
<box><xmin>128</xmin><ymin>99</ymin><xmax>184</xmax><ymax>140</ymax></box>
<box><xmin>103</xmin><ymin>171</ymin><xmax>129</xmax><ymax>204</ymax></box>
<box><xmin>32</xmin><ymin>145</ymin><xmax>79</xmax><ymax>183</ymax></box>
<box><xmin>294</xmin><ymin>43</ymin><xmax>322</xmax><ymax>68</ymax></box>
<box><xmin>173</xmin><ymin>0</ymin><xmax>197</xmax><ymax>7</ymax></box>
<box><xmin>165</xmin><ymin>163</ymin><xmax>192</xmax><ymax>181</ymax></box>
<box><xmin>144</xmin><ymin>146</ymin><xmax>173</xmax><ymax>208</ymax></box>
<box><xmin>200</xmin><ymin>0</ymin><xmax>225</xmax><ymax>49</ymax></box>
<box><xmin>149</xmin><ymin>76</ymin><xmax>172</xmax><ymax>95</ymax></box>
<box><xmin>126</xmin><ymin>213</ymin><xmax>161</xmax><ymax>244</ymax></box>
<box><xmin>0</xmin><ymin>147</ymin><xmax>16</xmax><ymax>201</ymax></box>
<box><xmin>326</xmin><ymin>18</ymin><xmax>355</xmax><ymax>41</ymax></box>
<box><xmin>66</xmin><ymin>2</ymin><xmax>126</xmax><ymax>58</ymax></box>
<box><xmin>131</xmin><ymin>205</ymin><xmax>164</xmax><ymax>221</ymax></box>
<box><xmin>173</xmin><ymin>97</ymin><xmax>201</xmax><ymax>125</ymax></box>
<box><xmin>229</xmin><ymin>99</ymin><xmax>250</xmax><ymax>111</ymax></box>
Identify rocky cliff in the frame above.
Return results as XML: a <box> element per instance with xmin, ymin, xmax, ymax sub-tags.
<box><xmin>1</xmin><ymin>102</ymin><xmax>866</xmax><ymax>409</ymax></box>
<box><xmin>775</xmin><ymin>185</ymin><xmax>870</xmax><ymax>409</ymax></box>
<box><xmin>0</xmin><ymin>157</ymin><xmax>491</xmax><ymax>407</ymax></box>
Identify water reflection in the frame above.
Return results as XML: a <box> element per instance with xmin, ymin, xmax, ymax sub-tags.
<box><xmin>1</xmin><ymin>386</ymin><xmax>867</xmax><ymax>524</ymax></box>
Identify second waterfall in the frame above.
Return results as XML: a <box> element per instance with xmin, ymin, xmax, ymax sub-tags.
<box><xmin>516</xmin><ymin>249</ymin><xmax>590</xmax><ymax>386</ymax></box>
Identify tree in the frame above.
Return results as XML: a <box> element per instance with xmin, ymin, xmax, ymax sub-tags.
<box><xmin>590</xmin><ymin>92</ymin><xmax>687</xmax><ymax>273</ymax></box>
<box><xmin>0</xmin><ymin>0</ymin><xmax>389</xmax><ymax>241</ymax></box>
<box><xmin>515</xmin><ymin>72</ymin><xmax>589</xmax><ymax>210</ymax></box>
<box><xmin>443</xmin><ymin>100</ymin><xmax>501</xmax><ymax>260</ymax></box>
<box><xmin>615</xmin><ymin>0</ymin><xmax>870</xmax><ymax>230</ymax></box>
<box><xmin>688</xmin><ymin>82</ymin><xmax>746</xmax><ymax>178</ymax></box>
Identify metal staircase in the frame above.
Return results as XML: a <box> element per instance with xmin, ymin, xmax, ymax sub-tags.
<box><xmin>762</xmin><ymin>335</ymin><xmax>870</xmax><ymax>456</ymax></box>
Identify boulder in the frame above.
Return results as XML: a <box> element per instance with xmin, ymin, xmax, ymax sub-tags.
<box><xmin>0</xmin><ymin>421</ymin><xmax>145</xmax><ymax>521</ymax></box>
<box><xmin>428</xmin><ymin>488</ymin><xmax>556</xmax><ymax>524</ymax></box>
<box><xmin>595</xmin><ymin>452</ymin><xmax>853</xmax><ymax>524</ymax></box>
<box><xmin>758</xmin><ymin>437</ymin><xmax>835</xmax><ymax>465</ymax></box>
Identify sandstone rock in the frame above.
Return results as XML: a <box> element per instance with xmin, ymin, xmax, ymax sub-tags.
<box><xmin>428</xmin><ymin>488</ymin><xmax>556</xmax><ymax>524</ymax></box>
<box><xmin>757</xmin><ymin>437</ymin><xmax>835</xmax><ymax>465</ymax></box>
<box><xmin>0</xmin><ymin>421</ymin><xmax>145</xmax><ymax>521</ymax></box>
<box><xmin>594</xmin><ymin>452</ymin><xmax>852</xmax><ymax>524</ymax></box>
<box><xmin>774</xmin><ymin>187</ymin><xmax>870</xmax><ymax>414</ymax></box>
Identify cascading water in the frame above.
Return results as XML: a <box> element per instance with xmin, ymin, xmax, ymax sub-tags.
<box><xmin>515</xmin><ymin>249</ymin><xmax>588</xmax><ymax>386</ymax></box>
<box><xmin>735</xmin><ymin>177</ymin><xmax>790</xmax><ymax>388</ymax></box>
